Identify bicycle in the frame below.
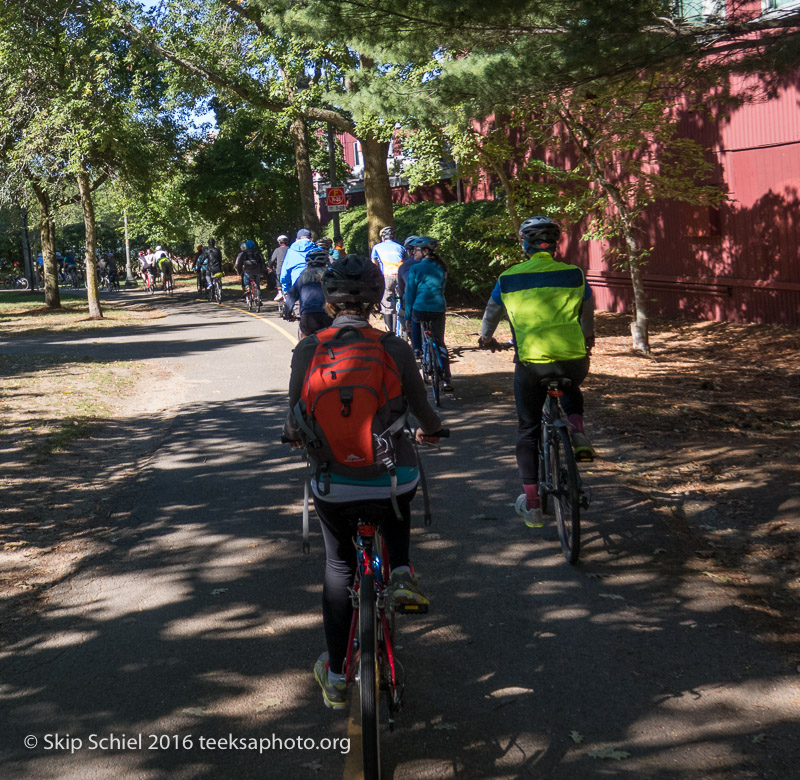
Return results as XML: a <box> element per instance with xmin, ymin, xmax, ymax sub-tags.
<box><xmin>389</xmin><ymin>294</ymin><xmax>408</xmax><ymax>343</ymax></box>
<box><xmin>64</xmin><ymin>266</ymin><xmax>80</xmax><ymax>288</ymax></box>
<box><xmin>143</xmin><ymin>269</ymin><xmax>156</xmax><ymax>294</ymax></box>
<box><xmin>537</xmin><ymin>377</ymin><xmax>590</xmax><ymax>564</ymax></box>
<box><xmin>244</xmin><ymin>276</ymin><xmax>262</xmax><ymax>312</ymax></box>
<box><xmin>100</xmin><ymin>273</ymin><xmax>120</xmax><ymax>293</ymax></box>
<box><xmin>2</xmin><ymin>270</ymin><xmax>30</xmax><ymax>290</ymax></box>
<box><xmin>340</xmin><ymin>428</ymin><xmax>449</xmax><ymax>779</ymax></box>
<box><xmin>162</xmin><ymin>270</ymin><xmax>174</xmax><ymax>295</ymax></box>
<box><xmin>419</xmin><ymin>321</ymin><xmax>448</xmax><ymax>407</ymax></box>
<box><xmin>208</xmin><ymin>272</ymin><xmax>223</xmax><ymax>303</ymax></box>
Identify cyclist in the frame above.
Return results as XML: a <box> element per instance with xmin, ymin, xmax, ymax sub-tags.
<box><xmin>478</xmin><ymin>216</ymin><xmax>595</xmax><ymax>528</ymax></box>
<box><xmin>316</xmin><ymin>236</ymin><xmax>333</xmax><ymax>259</ymax></box>
<box><xmin>235</xmin><ymin>240</ymin><xmax>266</xmax><ymax>302</ymax></box>
<box><xmin>270</xmin><ymin>234</ymin><xmax>290</xmax><ymax>300</ymax></box>
<box><xmin>193</xmin><ymin>245</ymin><xmax>205</xmax><ymax>290</ymax></box>
<box><xmin>282</xmin><ymin>247</ymin><xmax>333</xmax><ymax>337</ymax></box>
<box><xmin>63</xmin><ymin>251</ymin><xmax>78</xmax><ymax>285</ymax></box>
<box><xmin>397</xmin><ymin>235</ymin><xmax>420</xmax><ymax>342</ymax></box>
<box><xmin>331</xmin><ymin>237</ymin><xmax>345</xmax><ymax>261</ymax></box>
<box><xmin>371</xmin><ymin>226</ymin><xmax>408</xmax><ymax>334</ymax></box>
<box><xmin>280</xmin><ymin>229</ymin><xmax>317</xmax><ymax>295</ymax></box>
<box><xmin>404</xmin><ymin>236</ymin><xmax>453</xmax><ymax>391</ymax></box>
<box><xmin>282</xmin><ymin>254</ymin><xmax>443</xmax><ymax>710</ymax></box>
<box><xmin>154</xmin><ymin>247</ymin><xmax>173</xmax><ymax>290</ymax></box>
<box><xmin>203</xmin><ymin>238</ymin><xmax>223</xmax><ymax>290</ymax></box>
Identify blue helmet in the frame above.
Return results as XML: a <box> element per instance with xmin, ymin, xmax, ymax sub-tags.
<box><xmin>245</xmin><ymin>240</ymin><xmax>255</xmax><ymax>250</ymax></box>
<box><xmin>519</xmin><ymin>217</ymin><xmax>560</xmax><ymax>250</ymax></box>
<box><xmin>411</xmin><ymin>235</ymin><xmax>439</xmax><ymax>252</ymax></box>
<box><xmin>403</xmin><ymin>235</ymin><xmax>419</xmax><ymax>249</ymax></box>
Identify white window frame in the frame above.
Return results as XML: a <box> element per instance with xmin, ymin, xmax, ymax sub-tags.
<box><xmin>761</xmin><ymin>0</ymin><xmax>796</xmax><ymax>12</ymax></box>
<box><xmin>352</xmin><ymin>141</ymin><xmax>361</xmax><ymax>167</ymax></box>
<box><xmin>677</xmin><ymin>0</ymin><xmax>726</xmax><ymax>21</ymax></box>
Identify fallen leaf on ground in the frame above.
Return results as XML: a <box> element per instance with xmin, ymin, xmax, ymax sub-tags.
<box><xmin>570</xmin><ymin>730</ymin><xmax>584</xmax><ymax>744</ymax></box>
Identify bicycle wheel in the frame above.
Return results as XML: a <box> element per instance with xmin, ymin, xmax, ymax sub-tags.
<box><xmin>214</xmin><ymin>280</ymin><xmax>222</xmax><ymax>303</ymax></box>
<box><xmin>430</xmin><ymin>349</ymin><xmax>441</xmax><ymax>407</ymax></box>
<box><xmin>17</xmin><ymin>277</ymin><xmax>31</xmax><ymax>290</ymax></box>
<box><xmin>551</xmin><ymin>426</ymin><xmax>581</xmax><ymax>564</ymax></box>
<box><xmin>359</xmin><ymin>573</ymin><xmax>381</xmax><ymax>779</ymax></box>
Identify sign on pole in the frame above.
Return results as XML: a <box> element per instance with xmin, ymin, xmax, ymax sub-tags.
<box><xmin>325</xmin><ymin>186</ymin><xmax>346</xmax><ymax>212</ymax></box>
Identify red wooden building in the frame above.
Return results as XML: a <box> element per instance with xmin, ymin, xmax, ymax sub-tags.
<box><xmin>317</xmin><ymin>3</ymin><xmax>800</xmax><ymax>326</ymax></box>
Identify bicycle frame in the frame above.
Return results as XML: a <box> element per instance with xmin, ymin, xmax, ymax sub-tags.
<box><xmin>539</xmin><ymin>388</ymin><xmax>571</xmax><ymax>497</ymax></box>
<box><xmin>344</xmin><ymin>522</ymin><xmax>403</xmax><ymax>726</ymax></box>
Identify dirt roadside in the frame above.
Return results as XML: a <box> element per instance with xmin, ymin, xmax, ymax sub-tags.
<box><xmin>2</xmin><ymin>302</ymin><xmax>799</xmax><ymax>664</ymax></box>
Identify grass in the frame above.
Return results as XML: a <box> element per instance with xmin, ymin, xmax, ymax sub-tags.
<box><xmin>0</xmin><ymin>290</ymin><xmax>163</xmax><ymax>336</ymax></box>
<box><xmin>1</xmin><ymin>353</ymin><xmax>145</xmax><ymax>465</ymax></box>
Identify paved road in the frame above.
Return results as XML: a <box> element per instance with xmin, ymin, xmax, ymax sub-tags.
<box><xmin>2</xmin><ymin>288</ymin><xmax>798</xmax><ymax>779</ymax></box>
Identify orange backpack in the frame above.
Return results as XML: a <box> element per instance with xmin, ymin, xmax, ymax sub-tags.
<box><xmin>293</xmin><ymin>325</ymin><xmax>408</xmax><ymax>491</ymax></box>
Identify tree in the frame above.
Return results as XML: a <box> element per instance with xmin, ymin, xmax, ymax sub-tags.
<box><xmin>105</xmin><ymin>0</ymin><xmax>410</xmax><ymax>246</ymax></box>
<box><xmin>1</xmin><ymin>0</ymin><xmax>177</xmax><ymax>314</ymax></box>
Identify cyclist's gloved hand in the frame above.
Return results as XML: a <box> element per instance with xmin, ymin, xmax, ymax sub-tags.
<box><xmin>415</xmin><ymin>428</ymin><xmax>440</xmax><ymax>446</ymax></box>
<box><xmin>478</xmin><ymin>336</ymin><xmax>499</xmax><ymax>352</ymax></box>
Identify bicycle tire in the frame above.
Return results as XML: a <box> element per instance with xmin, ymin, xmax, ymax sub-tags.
<box><xmin>430</xmin><ymin>349</ymin><xmax>441</xmax><ymax>407</ymax></box>
<box><xmin>420</xmin><ymin>340</ymin><xmax>431</xmax><ymax>384</ymax></box>
<box><xmin>18</xmin><ymin>277</ymin><xmax>31</xmax><ymax>290</ymax></box>
<box><xmin>359</xmin><ymin>573</ymin><xmax>381</xmax><ymax>779</ymax></box>
<box><xmin>552</xmin><ymin>426</ymin><xmax>581</xmax><ymax>564</ymax></box>
<box><xmin>538</xmin><ymin>439</ymin><xmax>550</xmax><ymax>516</ymax></box>
<box><xmin>214</xmin><ymin>281</ymin><xmax>222</xmax><ymax>304</ymax></box>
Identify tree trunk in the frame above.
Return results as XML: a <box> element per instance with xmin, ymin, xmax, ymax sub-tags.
<box><xmin>18</xmin><ymin>204</ymin><xmax>34</xmax><ymax>288</ymax></box>
<box><xmin>627</xmin><ymin>253</ymin><xmax>650</xmax><ymax>354</ymax></box>
<box><xmin>77</xmin><ymin>167</ymin><xmax>103</xmax><ymax>319</ymax></box>
<box><xmin>31</xmin><ymin>182</ymin><xmax>61</xmax><ymax>308</ymax></box>
<box><xmin>289</xmin><ymin>117</ymin><xmax>322</xmax><ymax>238</ymax></box>
<box><xmin>361</xmin><ymin>136</ymin><xmax>393</xmax><ymax>250</ymax></box>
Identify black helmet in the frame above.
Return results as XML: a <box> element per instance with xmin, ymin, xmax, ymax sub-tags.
<box><xmin>519</xmin><ymin>216</ymin><xmax>560</xmax><ymax>247</ymax></box>
<box><xmin>322</xmin><ymin>254</ymin><xmax>384</xmax><ymax>306</ymax></box>
<box><xmin>317</xmin><ymin>237</ymin><xmax>333</xmax><ymax>250</ymax></box>
<box><xmin>380</xmin><ymin>226</ymin><xmax>394</xmax><ymax>240</ymax></box>
<box><xmin>413</xmin><ymin>235</ymin><xmax>439</xmax><ymax>252</ymax></box>
<box><xmin>305</xmin><ymin>248</ymin><xmax>329</xmax><ymax>267</ymax></box>
<box><xmin>403</xmin><ymin>234</ymin><xmax>419</xmax><ymax>249</ymax></box>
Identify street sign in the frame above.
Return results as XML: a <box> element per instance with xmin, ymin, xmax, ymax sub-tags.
<box><xmin>325</xmin><ymin>186</ymin><xmax>346</xmax><ymax>212</ymax></box>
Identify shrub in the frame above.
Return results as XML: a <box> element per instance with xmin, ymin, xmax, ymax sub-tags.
<box><xmin>328</xmin><ymin>200</ymin><xmax>520</xmax><ymax>297</ymax></box>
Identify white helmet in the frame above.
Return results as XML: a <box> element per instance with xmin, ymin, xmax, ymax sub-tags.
<box><xmin>155</xmin><ymin>245</ymin><xmax>162</xmax><ymax>251</ymax></box>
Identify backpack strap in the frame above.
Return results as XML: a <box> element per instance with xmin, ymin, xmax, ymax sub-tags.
<box><xmin>302</xmin><ymin>468</ymin><xmax>311</xmax><ymax>554</ymax></box>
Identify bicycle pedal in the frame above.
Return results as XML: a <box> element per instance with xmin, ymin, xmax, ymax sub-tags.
<box><xmin>574</xmin><ymin>452</ymin><xmax>595</xmax><ymax>463</ymax></box>
<box><xmin>394</xmin><ymin>603</ymin><xmax>429</xmax><ymax>614</ymax></box>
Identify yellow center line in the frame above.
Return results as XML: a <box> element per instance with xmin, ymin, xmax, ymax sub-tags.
<box><xmin>343</xmin><ymin>700</ymin><xmax>363</xmax><ymax>780</ymax></box>
<box><xmin>213</xmin><ymin>299</ymin><xmax>298</xmax><ymax>346</ymax></box>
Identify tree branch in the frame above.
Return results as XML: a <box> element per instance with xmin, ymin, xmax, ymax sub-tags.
<box><xmin>103</xmin><ymin>2</ymin><xmax>356</xmax><ymax>132</ymax></box>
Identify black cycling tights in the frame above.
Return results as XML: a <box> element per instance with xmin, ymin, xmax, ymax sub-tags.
<box><xmin>313</xmin><ymin>491</ymin><xmax>415</xmax><ymax>674</ymax></box>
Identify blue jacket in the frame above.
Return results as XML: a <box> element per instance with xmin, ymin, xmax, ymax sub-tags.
<box><xmin>280</xmin><ymin>239</ymin><xmax>317</xmax><ymax>291</ymax></box>
<box><xmin>284</xmin><ymin>266</ymin><xmax>327</xmax><ymax>315</ymax></box>
<box><xmin>405</xmin><ymin>258</ymin><xmax>447</xmax><ymax>316</ymax></box>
